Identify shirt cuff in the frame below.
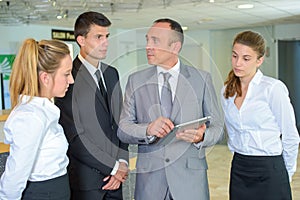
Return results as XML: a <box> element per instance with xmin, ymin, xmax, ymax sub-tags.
<box><xmin>110</xmin><ymin>159</ymin><xmax>129</xmax><ymax>175</ymax></box>
<box><xmin>110</xmin><ymin>161</ymin><xmax>119</xmax><ymax>175</ymax></box>
<box><xmin>119</xmin><ymin>159</ymin><xmax>128</xmax><ymax>166</ymax></box>
<box><xmin>146</xmin><ymin>135</ymin><xmax>157</xmax><ymax>144</ymax></box>
<box><xmin>193</xmin><ymin>132</ymin><xmax>205</xmax><ymax>149</ymax></box>
<box><xmin>193</xmin><ymin>141</ymin><xmax>203</xmax><ymax>149</ymax></box>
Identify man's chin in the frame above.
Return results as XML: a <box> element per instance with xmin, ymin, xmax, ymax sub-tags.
<box><xmin>147</xmin><ymin>60</ymin><xmax>156</xmax><ymax>65</ymax></box>
<box><xmin>98</xmin><ymin>55</ymin><xmax>106</xmax><ymax>60</ymax></box>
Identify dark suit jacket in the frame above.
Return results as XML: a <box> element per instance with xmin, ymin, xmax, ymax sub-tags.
<box><xmin>55</xmin><ymin>56</ymin><xmax>128</xmax><ymax>191</ymax></box>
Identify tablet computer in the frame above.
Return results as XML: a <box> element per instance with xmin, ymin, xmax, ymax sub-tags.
<box><xmin>155</xmin><ymin>116</ymin><xmax>211</xmax><ymax>145</ymax></box>
<box><xmin>175</xmin><ymin>116</ymin><xmax>211</xmax><ymax>133</ymax></box>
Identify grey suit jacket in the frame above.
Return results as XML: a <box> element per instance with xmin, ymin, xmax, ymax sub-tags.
<box><xmin>118</xmin><ymin>63</ymin><xmax>224</xmax><ymax>200</ymax></box>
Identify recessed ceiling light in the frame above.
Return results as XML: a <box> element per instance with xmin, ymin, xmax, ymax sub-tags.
<box><xmin>197</xmin><ymin>18</ymin><xmax>214</xmax><ymax>24</ymax></box>
<box><xmin>182</xmin><ymin>26</ymin><xmax>188</xmax><ymax>31</ymax></box>
<box><xmin>237</xmin><ymin>4</ymin><xmax>254</xmax><ymax>9</ymax></box>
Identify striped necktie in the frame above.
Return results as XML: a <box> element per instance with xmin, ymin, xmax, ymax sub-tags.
<box><xmin>161</xmin><ymin>72</ymin><xmax>172</xmax><ymax>118</ymax></box>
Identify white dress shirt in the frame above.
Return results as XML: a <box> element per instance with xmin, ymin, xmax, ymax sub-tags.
<box><xmin>78</xmin><ymin>54</ymin><xmax>107</xmax><ymax>90</ymax></box>
<box><xmin>221</xmin><ymin>69</ymin><xmax>300</xmax><ymax>180</ymax></box>
<box><xmin>0</xmin><ymin>96</ymin><xmax>69</xmax><ymax>200</ymax></box>
<box><xmin>157</xmin><ymin>59</ymin><xmax>180</xmax><ymax>101</ymax></box>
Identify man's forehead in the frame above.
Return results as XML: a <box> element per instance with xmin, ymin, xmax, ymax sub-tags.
<box><xmin>147</xmin><ymin>24</ymin><xmax>173</xmax><ymax>36</ymax></box>
<box><xmin>89</xmin><ymin>24</ymin><xmax>109</xmax><ymax>32</ymax></box>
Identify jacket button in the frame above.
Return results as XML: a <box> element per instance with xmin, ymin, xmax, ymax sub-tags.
<box><xmin>165</xmin><ymin>158</ymin><xmax>170</xmax><ymax>162</ymax></box>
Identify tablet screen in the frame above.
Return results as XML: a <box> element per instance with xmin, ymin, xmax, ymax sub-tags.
<box><xmin>175</xmin><ymin>116</ymin><xmax>211</xmax><ymax>132</ymax></box>
<box><xmin>155</xmin><ymin>116</ymin><xmax>211</xmax><ymax>145</ymax></box>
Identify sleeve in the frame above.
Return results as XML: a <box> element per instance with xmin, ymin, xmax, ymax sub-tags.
<box><xmin>61</xmin><ymin>65</ymin><xmax>127</xmax><ymax>176</ymax></box>
<box><xmin>56</xmin><ymin>78</ymin><xmax>115</xmax><ymax>176</ymax></box>
<box><xmin>199</xmin><ymin>72</ymin><xmax>225</xmax><ymax>148</ymax></box>
<box><xmin>117</xmin><ymin>74</ymin><xmax>150</xmax><ymax>144</ymax></box>
<box><xmin>68</xmin><ymin>135</ymin><xmax>115</xmax><ymax>176</ymax></box>
<box><xmin>114</xmin><ymin>71</ymin><xmax>129</xmax><ymax>162</ymax></box>
<box><xmin>269</xmin><ymin>81</ymin><xmax>300</xmax><ymax>180</ymax></box>
<box><xmin>117</xmin><ymin>139</ymin><xmax>129</xmax><ymax>162</ymax></box>
<box><xmin>0</xmin><ymin>112</ymin><xmax>45</xmax><ymax>200</ymax></box>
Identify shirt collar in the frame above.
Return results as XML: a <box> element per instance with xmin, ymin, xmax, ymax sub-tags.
<box><xmin>78</xmin><ymin>53</ymin><xmax>101</xmax><ymax>75</ymax></box>
<box><xmin>228</xmin><ymin>69</ymin><xmax>264</xmax><ymax>102</ymax></box>
<box><xmin>251</xmin><ymin>69</ymin><xmax>263</xmax><ymax>85</ymax></box>
<box><xmin>19</xmin><ymin>95</ymin><xmax>59</xmax><ymax>114</ymax></box>
<box><xmin>156</xmin><ymin>59</ymin><xmax>180</xmax><ymax>78</ymax></box>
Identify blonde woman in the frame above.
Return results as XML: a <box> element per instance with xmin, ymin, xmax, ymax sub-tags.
<box><xmin>0</xmin><ymin>38</ymin><xmax>73</xmax><ymax>200</ymax></box>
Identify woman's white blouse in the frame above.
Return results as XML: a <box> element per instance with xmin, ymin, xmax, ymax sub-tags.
<box><xmin>221</xmin><ymin>70</ymin><xmax>300</xmax><ymax>180</ymax></box>
<box><xmin>0</xmin><ymin>96</ymin><xmax>69</xmax><ymax>200</ymax></box>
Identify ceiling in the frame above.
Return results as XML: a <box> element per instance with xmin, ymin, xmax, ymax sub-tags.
<box><xmin>1</xmin><ymin>0</ymin><xmax>300</xmax><ymax>31</ymax></box>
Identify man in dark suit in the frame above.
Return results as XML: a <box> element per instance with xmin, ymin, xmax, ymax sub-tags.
<box><xmin>55</xmin><ymin>11</ymin><xmax>129</xmax><ymax>200</ymax></box>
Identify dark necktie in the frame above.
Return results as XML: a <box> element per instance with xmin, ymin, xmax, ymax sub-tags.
<box><xmin>95</xmin><ymin>70</ymin><xmax>108</xmax><ymax>107</ymax></box>
<box><xmin>161</xmin><ymin>72</ymin><xmax>172</xmax><ymax>118</ymax></box>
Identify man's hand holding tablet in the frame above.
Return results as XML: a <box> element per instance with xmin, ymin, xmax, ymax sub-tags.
<box><xmin>175</xmin><ymin>116</ymin><xmax>211</xmax><ymax>143</ymax></box>
<box><xmin>154</xmin><ymin>116</ymin><xmax>211</xmax><ymax>145</ymax></box>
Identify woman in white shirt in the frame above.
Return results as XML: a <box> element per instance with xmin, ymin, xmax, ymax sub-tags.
<box><xmin>221</xmin><ymin>30</ymin><xmax>299</xmax><ymax>200</ymax></box>
<box><xmin>0</xmin><ymin>38</ymin><xmax>74</xmax><ymax>200</ymax></box>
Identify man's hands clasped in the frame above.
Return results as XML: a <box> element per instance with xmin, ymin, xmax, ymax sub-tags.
<box><xmin>102</xmin><ymin>162</ymin><xmax>129</xmax><ymax>190</ymax></box>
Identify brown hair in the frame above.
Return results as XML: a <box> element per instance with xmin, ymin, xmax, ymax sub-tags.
<box><xmin>9</xmin><ymin>38</ymin><xmax>70</xmax><ymax>108</ymax></box>
<box><xmin>223</xmin><ymin>30</ymin><xmax>266</xmax><ymax>99</ymax></box>
<box><xmin>74</xmin><ymin>11</ymin><xmax>111</xmax><ymax>46</ymax></box>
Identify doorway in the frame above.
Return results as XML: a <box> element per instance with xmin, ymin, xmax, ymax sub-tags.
<box><xmin>278</xmin><ymin>40</ymin><xmax>300</xmax><ymax>132</ymax></box>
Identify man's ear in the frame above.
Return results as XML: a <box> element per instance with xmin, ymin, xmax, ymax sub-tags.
<box><xmin>171</xmin><ymin>41</ymin><xmax>182</xmax><ymax>54</ymax></box>
<box><xmin>76</xmin><ymin>35</ymin><xmax>85</xmax><ymax>47</ymax></box>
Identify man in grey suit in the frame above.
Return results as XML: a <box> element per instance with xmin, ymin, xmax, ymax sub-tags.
<box><xmin>117</xmin><ymin>18</ymin><xmax>224</xmax><ymax>200</ymax></box>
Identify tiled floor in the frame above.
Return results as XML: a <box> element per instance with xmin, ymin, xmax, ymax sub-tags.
<box><xmin>0</xmin><ymin>143</ymin><xmax>299</xmax><ymax>200</ymax></box>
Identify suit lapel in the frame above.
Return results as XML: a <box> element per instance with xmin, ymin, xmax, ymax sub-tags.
<box><xmin>101</xmin><ymin>63</ymin><xmax>114</xmax><ymax>123</ymax></box>
<box><xmin>144</xmin><ymin>65</ymin><xmax>192</xmax><ymax>120</ymax></box>
<box><xmin>145</xmin><ymin>67</ymin><xmax>163</xmax><ymax>118</ymax></box>
<box><xmin>170</xmin><ymin>64</ymin><xmax>191</xmax><ymax>121</ymax></box>
<box><xmin>77</xmin><ymin>60</ymin><xmax>109</xmax><ymax>113</ymax></box>
<box><xmin>101</xmin><ymin>63</ymin><xmax>111</xmax><ymax>104</ymax></box>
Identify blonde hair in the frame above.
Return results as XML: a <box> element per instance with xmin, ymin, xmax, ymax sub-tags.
<box><xmin>224</xmin><ymin>30</ymin><xmax>266</xmax><ymax>99</ymax></box>
<box><xmin>9</xmin><ymin>38</ymin><xmax>70</xmax><ymax>108</ymax></box>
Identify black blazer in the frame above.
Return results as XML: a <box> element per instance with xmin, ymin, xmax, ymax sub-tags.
<box><xmin>55</xmin><ymin>56</ymin><xmax>128</xmax><ymax>190</ymax></box>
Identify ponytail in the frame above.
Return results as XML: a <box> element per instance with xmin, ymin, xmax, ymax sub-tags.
<box><xmin>10</xmin><ymin>38</ymin><xmax>39</xmax><ymax>108</ymax></box>
<box><xmin>223</xmin><ymin>70</ymin><xmax>241</xmax><ymax>99</ymax></box>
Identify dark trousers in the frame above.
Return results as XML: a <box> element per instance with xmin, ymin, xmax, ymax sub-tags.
<box><xmin>22</xmin><ymin>174</ymin><xmax>70</xmax><ymax>200</ymax></box>
<box><xmin>230</xmin><ymin>153</ymin><xmax>292</xmax><ymax>200</ymax></box>
<box><xmin>71</xmin><ymin>185</ymin><xmax>123</xmax><ymax>200</ymax></box>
